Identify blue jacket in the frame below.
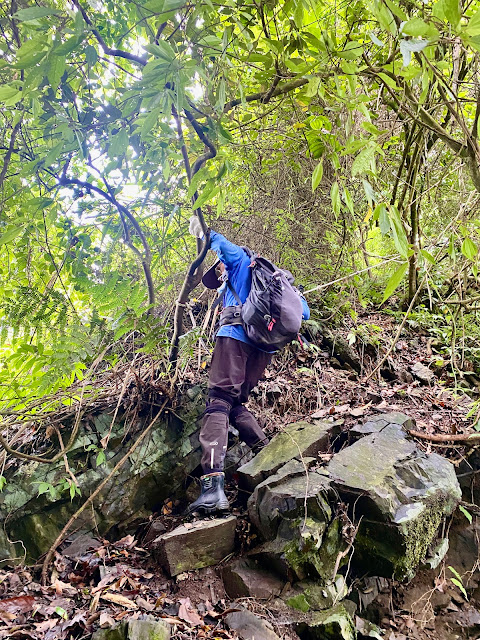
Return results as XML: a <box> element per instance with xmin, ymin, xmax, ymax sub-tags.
<box><xmin>210</xmin><ymin>231</ymin><xmax>310</xmax><ymax>348</ymax></box>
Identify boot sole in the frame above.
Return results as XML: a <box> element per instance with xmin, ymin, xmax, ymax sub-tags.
<box><xmin>185</xmin><ymin>501</ymin><xmax>230</xmax><ymax>517</ymax></box>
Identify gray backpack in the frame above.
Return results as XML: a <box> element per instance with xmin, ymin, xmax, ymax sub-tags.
<box><xmin>219</xmin><ymin>249</ymin><xmax>304</xmax><ymax>351</ymax></box>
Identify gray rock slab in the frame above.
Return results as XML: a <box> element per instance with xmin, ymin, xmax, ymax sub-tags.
<box><xmin>225</xmin><ymin>609</ymin><xmax>280</xmax><ymax>640</ymax></box>
<box><xmin>328</xmin><ymin>422</ymin><xmax>461</xmax><ymax>579</ymax></box>
<box><xmin>153</xmin><ymin>516</ymin><xmax>236</xmax><ymax>576</ymax></box>
<box><xmin>0</xmin><ymin>391</ymin><xmax>205</xmax><ymax>563</ymax></box>
<box><xmin>222</xmin><ymin>558</ymin><xmax>285</xmax><ymax>599</ymax></box>
<box><xmin>92</xmin><ymin>617</ymin><xmax>171</xmax><ymax>640</ymax></box>
<box><xmin>411</xmin><ymin>361</ymin><xmax>434</xmax><ymax>383</ymax></box>
<box><xmin>350</xmin><ymin>412</ymin><xmax>415</xmax><ymax>440</ymax></box>
<box><xmin>237</xmin><ymin>421</ymin><xmax>336</xmax><ymax>492</ymax></box>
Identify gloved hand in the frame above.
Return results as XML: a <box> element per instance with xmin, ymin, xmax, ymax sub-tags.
<box><xmin>189</xmin><ymin>215</ymin><xmax>204</xmax><ymax>238</ymax></box>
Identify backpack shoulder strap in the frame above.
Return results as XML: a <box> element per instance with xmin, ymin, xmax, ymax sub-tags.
<box><xmin>227</xmin><ymin>280</ymin><xmax>243</xmax><ymax>306</ymax></box>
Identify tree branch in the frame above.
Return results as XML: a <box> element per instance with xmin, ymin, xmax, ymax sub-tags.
<box><xmin>71</xmin><ymin>0</ymin><xmax>147</xmax><ymax>66</ymax></box>
<box><xmin>224</xmin><ymin>77</ymin><xmax>309</xmax><ymax>112</ymax></box>
<box><xmin>58</xmin><ymin>175</ymin><xmax>155</xmax><ymax>311</ymax></box>
<box><xmin>0</xmin><ymin>117</ymin><xmax>22</xmax><ymax>189</ymax></box>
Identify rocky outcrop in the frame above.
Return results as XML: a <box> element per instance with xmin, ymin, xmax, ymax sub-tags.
<box><xmin>328</xmin><ymin>413</ymin><xmax>461</xmax><ymax>579</ymax></box>
<box><xmin>0</xmin><ymin>392</ymin><xmax>205</xmax><ymax>563</ymax></box>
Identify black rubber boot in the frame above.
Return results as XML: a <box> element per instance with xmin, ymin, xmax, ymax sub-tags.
<box><xmin>186</xmin><ymin>472</ymin><xmax>230</xmax><ymax>516</ymax></box>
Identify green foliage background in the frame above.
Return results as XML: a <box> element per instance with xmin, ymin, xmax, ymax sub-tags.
<box><xmin>1</xmin><ymin>0</ymin><xmax>480</xmax><ymax>408</ymax></box>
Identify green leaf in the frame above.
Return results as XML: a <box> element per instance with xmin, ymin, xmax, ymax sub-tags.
<box><xmin>402</xmin><ymin>18</ymin><xmax>432</xmax><ymax>37</ymax></box>
<box><xmin>433</xmin><ymin>0</ymin><xmax>461</xmax><ymax>26</ymax></box>
<box><xmin>420</xmin><ymin>249</ymin><xmax>436</xmax><ymax>264</ymax></box>
<box><xmin>383</xmin><ymin>0</ymin><xmax>408</xmax><ymax>21</ymax></box>
<box><xmin>141</xmin><ymin>108</ymin><xmax>161</xmax><ymax>138</ymax></box>
<box><xmin>466</xmin><ymin>10</ymin><xmax>480</xmax><ymax>35</ymax></box>
<box><xmin>337</xmin><ymin>41</ymin><xmax>364</xmax><ymax>59</ymax></box>
<box><xmin>352</xmin><ymin>146</ymin><xmax>375</xmax><ymax>176</ymax></box>
<box><xmin>0</xmin><ymin>476</ymin><xmax>6</xmax><ymax>492</ymax></box>
<box><xmin>343</xmin><ymin>187</ymin><xmax>354</xmax><ymax>214</ymax></box>
<box><xmin>0</xmin><ymin>226</ymin><xmax>24</xmax><ymax>245</ymax></box>
<box><xmin>193</xmin><ymin>182</ymin><xmax>220</xmax><ymax>210</ymax></box>
<box><xmin>144</xmin><ymin>41</ymin><xmax>176</xmax><ymax>61</ymax></box>
<box><xmin>108</xmin><ymin>129</ymin><xmax>129</xmax><ymax>158</ymax></box>
<box><xmin>0</xmin><ymin>85</ymin><xmax>22</xmax><ymax>105</ymax></box>
<box><xmin>378</xmin><ymin>72</ymin><xmax>399</xmax><ymax>90</ymax></box>
<box><xmin>217</xmin><ymin>122</ymin><xmax>233</xmax><ymax>142</ymax></box>
<box><xmin>216</xmin><ymin>78</ymin><xmax>226</xmax><ymax>112</ymax></box>
<box><xmin>14</xmin><ymin>7</ymin><xmax>62</xmax><ymax>21</ymax></box>
<box><xmin>312</xmin><ymin>160</ymin><xmax>324</xmax><ymax>191</ymax></box>
<box><xmin>187</xmin><ymin>167</ymin><xmax>208</xmax><ymax>199</ymax></box>
<box><xmin>382</xmin><ymin>262</ymin><xmax>408</xmax><ymax>302</ymax></box>
<box><xmin>54</xmin><ymin>36</ymin><xmax>84</xmax><ymax>56</ymax></box>
<box><xmin>47</xmin><ymin>55</ymin><xmax>66</xmax><ymax>92</ymax></box>
<box><xmin>389</xmin><ymin>209</ymin><xmax>409</xmax><ymax>259</ymax></box>
<box><xmin>85</xmin><ymin>45</ymin><xmax>98</xmax><ymax>66</ymax></box>
<box><xmin>461</xmin><ymin>237</ymin><xmax>477</xmax><ymax>260</ymax></box>
<box><xmin>55</xmin><ymin>606</ymin><xmax>68</xmax><ymax>620</ymax></box>
<box><xmin>96</xmin><ymin>450</ymin><xmax>106</xmax><ymax>466</ymax></box>
<box><xmin>331</xmin><ymin>181</ymin><xmax>341</xmax><ymax>216</ymax></box>
<box><xmin>36</xmin><ymin>482</ymin><xmax>50</xmax><ymax>496</ymax></box>
<box><xmin>459</xmin><ymin>505</ymin><xmax>473</xmax><ymax>524</ymax></box>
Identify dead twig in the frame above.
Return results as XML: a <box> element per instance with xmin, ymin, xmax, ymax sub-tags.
<box><xmin>408</xmin><ymin>429</ymin><xmax>480</xmax><ymax>445</ymax></box>
<box><xmin>41</xmin><ymin>400</ymin><xmax>169</xmax><ymax>585</ymax></box>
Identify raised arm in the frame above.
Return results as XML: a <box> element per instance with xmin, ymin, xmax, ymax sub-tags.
<box><xmin>210</xmin><ymin>231</ymin><xmax>249</xmax><ymax>272</ymax></box>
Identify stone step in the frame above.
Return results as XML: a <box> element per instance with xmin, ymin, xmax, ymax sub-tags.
<box><xmin>152</xmin><ymin>515</ymin><xmax>237</xmax><ymax>576</ymax></box>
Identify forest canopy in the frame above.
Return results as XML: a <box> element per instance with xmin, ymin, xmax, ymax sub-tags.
<box><xmin>1</xmin><ymin>0</ymin><xmax>480</xmax><ymax>409</ymax></box>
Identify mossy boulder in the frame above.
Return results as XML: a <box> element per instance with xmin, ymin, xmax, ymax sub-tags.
<box><xmin>248</xmin><ymin>460</ymin><xmax>345</xmax><ymax>582</ymax></box>
<box><xmin>296</xmin><ymin>603</ymin><xmax>356</xmax><ymax>639</ymax></box>
<box><xmin>327</xmin><ymin>416</ymin><xmax>461</xmax><ymax>579</ymax></box>
<box><xmin>285</xmin><ymin>575</ymin><xmax>348</xmax><ymax>612</ymax></box>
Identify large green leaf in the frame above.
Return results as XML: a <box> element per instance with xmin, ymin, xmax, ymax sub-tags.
<box><xmin>466</xmin><ymin>10</ymin><xmax>480</xmax><ymax>36</ymax></box>
<box><xmin>0</xmin><ymin>86</ymin><xmax>22</xmax><ymax>104</ymax></box>
<box><xmin>382</xmin><ymin>262</ymin><xmax>408</xmax><ymax>302</ymax></box>
<box><xmin>461</xmin><ymin>237</ymin><xmax>478</xmax><ymax>260</ymax></box>
<box><xmin>388</xmin><ymin>206</ymin><xmax>409</xmax><ymax>259</ymax></box>
<box><xmin>433</xmin><ymin>0</ymin><xmax>461</xmax><ymax>26</ymax></box>
<box><xmin>0</xmin><ymin>226</ymin><xmax>25</xmax><ymax>245</ymax></box>
<box><xmin>311</xmin><ymin>160</ymin><xmax>324</xmax><ymax>192</ymax></box>
<box><xmin>14</xmin><ymin>7</ymin><xmax>62</xmax><ymax>21</ymax></box>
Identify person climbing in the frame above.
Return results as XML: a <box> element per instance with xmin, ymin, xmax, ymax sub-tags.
<box><xmin>186</xmin><ymin>216</ymin><xmax>310</xmax><ymax>515</ymax></box>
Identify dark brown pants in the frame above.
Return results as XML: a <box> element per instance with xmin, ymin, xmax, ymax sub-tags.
<box><xmin>200</xmin><ymin>337</ymin><xmax>272</xmax><ymax>473</ymax></box>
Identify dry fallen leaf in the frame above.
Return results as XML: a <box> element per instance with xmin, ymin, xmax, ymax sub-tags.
<box><xmin>114</xmin><ymin>535</ymin><xmax>136</xmax><ymax>549</ymax></box>
<box><xmin>99</xmin><ymin>611</ymin><xmax>116</xmax><ymax>628</ymax></box>
<box><xmin>0</xmin><ymin>595</ymin><xmax>35</xmax><ymax>615</ymax></box>
<box><xmin>178</xmin><ymin>597</ymin><xmax>203</xmax><ymax>626</ymax></box>
<box><xmin>52</xmin><ymin>578</ymin><xmax>77</xmax><ymax>596</ymax></box>
<box><xmin>34</xmin><ymin>619</ymin><xmax>57</xmax><ymax>632</ymax></box>
<box><xmin>100</xmin><ymin>592</ymin><xmax>138</xmax><ymax>609</ymax></box>
<box><xmin>349</xmin><ymin>402</ymin><xmax>372</xmax><ymax>417</ymax></box>
<box><xmin>334</xmin><ymin>404</ymin><xmax>351</xmax><ymax>414</ymax></box>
